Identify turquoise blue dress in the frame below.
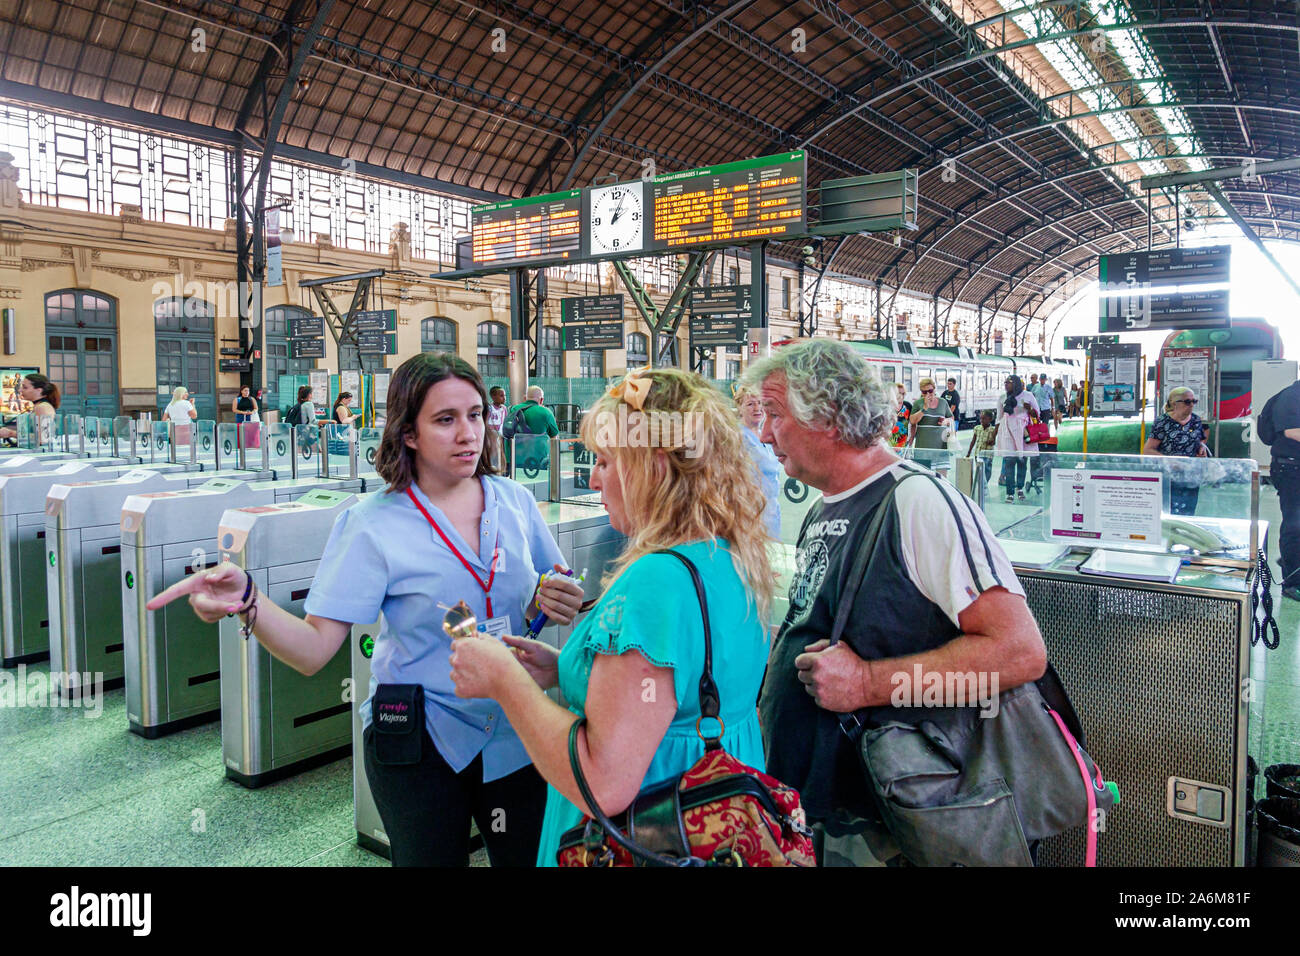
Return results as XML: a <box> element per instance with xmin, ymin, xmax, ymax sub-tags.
<box><xmin>535</xmin><ymin>540</ymin><xmax>770</xmax><ymax>866</ymax></box>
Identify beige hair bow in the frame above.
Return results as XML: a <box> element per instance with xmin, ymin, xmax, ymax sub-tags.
<box><xmin>609</xmin><ymin>366</ymin><xmax>653</xmax><ymax>411</ymax></box>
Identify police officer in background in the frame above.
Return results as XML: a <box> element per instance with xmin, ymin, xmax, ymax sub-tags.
<box><xmin>1266</xmin><ymin>378</ymin><xmax>1300</xmax><ymax>601</ymax></box>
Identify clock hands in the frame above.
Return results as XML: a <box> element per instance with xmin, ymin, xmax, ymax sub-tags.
<box><xmin>610</xmin><ymin>192</ymin><xmax>626</xmax><ymax>225</ymax></box>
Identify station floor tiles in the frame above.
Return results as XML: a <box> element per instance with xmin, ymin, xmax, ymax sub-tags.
<box><xmin>0</xmin><ymin>676</ymin><xmax>489</xmax><ymax>867</ymax></box>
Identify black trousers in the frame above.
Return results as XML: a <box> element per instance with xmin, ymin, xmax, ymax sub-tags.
<box><xmin>363</xmin><ymin>725</ymin><xmax>547</xmax><ymax>867</ymax></box>
<box><xmin>1273</xmin><ymin>460</ymin><xmax>1300</xmax><ymax>586</ymax></box>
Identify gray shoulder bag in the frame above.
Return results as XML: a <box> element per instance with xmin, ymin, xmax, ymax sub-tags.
<box><xmin>831</xmin><ymin>471</ymin><xmax>1118</xmax><ymax>866</ymax></box>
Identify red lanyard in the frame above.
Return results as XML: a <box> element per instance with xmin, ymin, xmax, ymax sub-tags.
<box><xmin>406</xmin><ymin>487</ymin><xmax>498</xmax><ymax>618</ymax></box>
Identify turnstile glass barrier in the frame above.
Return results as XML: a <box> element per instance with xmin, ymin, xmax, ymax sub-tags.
<box><xmin>322</xmin><ymin>423</ymin><xmax>357</xmax><ymax>478</ymax></box>
<box><xmin>357</xmin><ymin>427</ymin><xmax>381</xmax><ymax>476</ymax></box>
<box><xmin>511</xmin><ymin>433</ymin><xmax>553</xmax><ymax>502</ymax></box>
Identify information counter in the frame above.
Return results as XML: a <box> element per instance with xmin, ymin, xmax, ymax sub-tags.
<box><xmin>977</xmin><ymin>450</ymin><xmax>1265</xmax><ymax>867</ymax></box>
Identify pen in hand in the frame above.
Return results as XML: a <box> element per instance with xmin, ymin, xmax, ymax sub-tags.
<box><xmin>524</xmin><ymin>567</ymin><xmax>587</xmax><ymax>638</ymax></box>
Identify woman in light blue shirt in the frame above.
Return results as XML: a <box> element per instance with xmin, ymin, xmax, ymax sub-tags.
<box><xmin>737</xmin><ymin>385</ymin><xmax>783</xmax><ymax>539</ymax></box>
<box><xmin>448</xmin><ymin>368</ymin><xmax>772</xmax><ymax>866</ymax></box>
<box><xmin>149</xmin><ymin>353</ymin><xmax>584</xmax><ymax>866</ymax></box>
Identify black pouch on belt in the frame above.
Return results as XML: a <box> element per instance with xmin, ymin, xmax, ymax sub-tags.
<box><xmin>371</xmin><ymin>683</ymin><xmax>425</xmax><ymax>765</ymax></box>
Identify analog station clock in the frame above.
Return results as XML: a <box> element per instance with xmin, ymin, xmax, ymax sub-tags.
<box><xmin>588</xmin><ymin>182</ymin><xmax>644</xmax><ymax>255</ymax></box>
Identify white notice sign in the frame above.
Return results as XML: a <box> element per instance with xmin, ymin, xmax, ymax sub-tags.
<box><xmin>1048</xmin><ymin>469</ymin><xmax>1164</xmax><ymax>545</ymax></box>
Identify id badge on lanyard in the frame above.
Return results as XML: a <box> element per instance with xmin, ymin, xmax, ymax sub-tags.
<box><xmin>406</xmin><ymin>487</ymin><xmax>502</xmax><ymax>619</ymax></box>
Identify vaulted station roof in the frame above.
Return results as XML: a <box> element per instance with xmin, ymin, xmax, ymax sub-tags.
<box><xmin>1</xmin><ymin>0</ymin><xmax>1296</xmax><ymax>324</ymax></box>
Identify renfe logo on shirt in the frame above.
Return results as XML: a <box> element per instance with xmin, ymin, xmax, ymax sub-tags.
<box><xmin>376</xmin><ymin>702</ymin><xmax>409</xmax><ymax>725</ymax></box>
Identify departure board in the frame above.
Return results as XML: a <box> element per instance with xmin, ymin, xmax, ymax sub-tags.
<box><xmin>649</xmin><ymin>152</ymin><xmax>806</xmax><ymax>251</ymax></box>
<box><xmin>471</xmin><ymin>190</ymin><xmax>582</xmax><ymax>266</ymax></box>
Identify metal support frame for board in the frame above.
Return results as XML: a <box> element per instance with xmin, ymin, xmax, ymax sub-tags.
<box><xmin>798</xmin><ymin>236</ymin><xmax>846</xmax><ymax>338</ymax></box>
<box><xmin>613</xmin><ymin>253</ymin><xmax>707</xmax><ymax>368</ymax></box>
<box><xmin>299</xmin><ymin>269</ymin><xmax>384</xmax><ymax>366</ymax></box>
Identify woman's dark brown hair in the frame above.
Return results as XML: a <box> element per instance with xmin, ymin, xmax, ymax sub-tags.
<box><xmin>375</xmin><ymin>352</ymin><xmax>499</xmax><ymax>492</ymax></box>
<box><xmin>297</xmin><ymin>385</ymin><xmax>312</xmax><ymax>403</ymax></box>
<box><xmin>25</xmin><ymin>373</ymin><xmax>60</xmax><ymax>410</ymax></box>
<box><xmin>333</xmin><ymin>391</ymin><xmax>352</xmax><ymax>410</ymax></box>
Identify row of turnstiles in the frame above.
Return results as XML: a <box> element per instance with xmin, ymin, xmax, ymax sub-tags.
<box><xmin>0</xmin><ymin>420</ymin><xmax>624</xmax><ymax>861</ymax></box>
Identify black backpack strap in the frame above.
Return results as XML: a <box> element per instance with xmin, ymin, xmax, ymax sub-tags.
<box><xmin>830</xmin><ymin>469</ymin><xmax>929</xmax><ymax>736</ymax></box>
<box><xmin>652</xmin><ymin>549</ymin><xmax>722</xmax><ymax>750</ymax></box>
<box><xmin>829</xmin><ymin>470</ymin><xmax>928</xmax><ymax>648</ymax></box>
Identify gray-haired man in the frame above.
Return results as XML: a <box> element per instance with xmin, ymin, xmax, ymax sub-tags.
<box><xmin>739</xmin><ymin>339</ymin><xmax>1046</xmax><ymax>865</ymax></box>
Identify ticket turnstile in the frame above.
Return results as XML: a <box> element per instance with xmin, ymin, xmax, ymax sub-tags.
<box><xmin>0</xmin><ymin>454</ymin><xmax>130</xmax><ymax>473</ymax></box>
<box><xmin>44</xmin><ymin>468</ymin><xmax>256</xmax><ymax>696</ymax></box>
<box><xmin>350</xmin><ymin>615</ymin><xmax>390</xmax><ymax>858</ymax></box>
<box><xmin>217</xmin><ymin>489</ymin><xmax>362</xmax><ymax>788</ymax></box>
<box><xmin>1</xmin><ymin>462</ymin><xmax>187</xmax><ymax>667</ymax></box>
<box><xmin>121</xmin><ymin>475</ymin><xmax>364</xmax><ymax>738</ymax></box>
<box><xmin>0</xmin><ymin>453</ymin><xmax>75</xmax><ymax>470</ymax></box>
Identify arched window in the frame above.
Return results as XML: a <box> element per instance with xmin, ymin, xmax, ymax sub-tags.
<box><xmin>421</xmin><ymin>317</ymin><xmax>457</xmax><ymax>352</ymax></box>
<box><xmin>627</xmin><ymin>331</ymin><xmax>649</xmax><ymax>367</ymax></box>
<box><xmin>477</xmin><ymin>321</ymin><xmax>509</xmax><ymax>377</ymax></box>
<box><xmin>45</xmin><ymin>289</ymin><xmax>118</xmax><ymax>418</ymax></box>
<box><xmin>579</xmin><ymin>350</ymin><xmax>603</xmax><ymax>378</ymax></box>
<box><xmin>153</xmin><ymin>296</ymin><xmax>215</xmax><ymax>333</ymax></box>
<box><xmin>538</xmin><ymin>326</ymin><xmax>562</xmax><ymax>379</ymax></box>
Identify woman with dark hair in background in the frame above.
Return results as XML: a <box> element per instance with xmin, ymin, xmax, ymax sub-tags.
<box><xmin>0</xmin><ymin>373</ymin><xmax>60</xmax><ymax>445</ymax></box>
<box><xmin>232</xmin><ymin>385</ymin><xmax>258</xmax><ymax>424</ymax></box>
<box><xmin>332</xmin><ymin>391</ymin><xmax>357</xmax><ymax>427</ymax></box>
<box><xmin>147</xmin><ymin>352</ymin><xmax>584</xmax><ymax>866</ymax></box>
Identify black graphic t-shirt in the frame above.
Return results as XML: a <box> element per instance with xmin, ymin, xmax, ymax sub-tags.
<box><xmin>760</xmin><ymin>459</ymin><xmax>1023</xmax><ymax>823</ymax></box>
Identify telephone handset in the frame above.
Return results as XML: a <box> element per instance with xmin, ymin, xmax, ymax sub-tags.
<box><xmin>1162</xmin><ymin>518</ymin><xmax>1224</xmax><ymax>554</ymax></box>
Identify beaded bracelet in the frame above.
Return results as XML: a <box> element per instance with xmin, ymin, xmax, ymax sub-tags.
<box><xmin>225</xmin><ymin>570</ymin><xmax>258</xmax><ymax>640</ymax></box>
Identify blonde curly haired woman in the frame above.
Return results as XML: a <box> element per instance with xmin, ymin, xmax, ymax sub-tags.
<box><xmin>449</xmin><ymin>367</ymin><xmax>775</xmax><ymax>866</ymax></box>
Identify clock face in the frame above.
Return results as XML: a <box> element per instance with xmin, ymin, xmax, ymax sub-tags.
<box><xmin>589</xmin><ymin>182</ymin><xmax>644</xmax><ymax>255</ymax></box>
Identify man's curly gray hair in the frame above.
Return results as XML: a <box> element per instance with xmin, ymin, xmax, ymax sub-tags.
<box><xmin>738</xmin><ymin>339</ymin><xmax>893</xmax><ymax>449</ymax></box>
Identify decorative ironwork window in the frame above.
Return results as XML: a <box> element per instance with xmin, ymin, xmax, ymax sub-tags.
<box><xmin>153</xmin><ymin>296</ymin><xmax>215</xmax><ymax>333</ymax></box>
<box><xmin>3</xmin><ymin>104</ymin><xmax>474</xmax><ymax>264</ymax></box>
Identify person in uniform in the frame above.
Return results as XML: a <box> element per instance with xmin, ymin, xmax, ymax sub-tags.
<box><xmin>149</xmin><ymin>353</ymin><xmax>584</xmax><ymax>866</ymax></box>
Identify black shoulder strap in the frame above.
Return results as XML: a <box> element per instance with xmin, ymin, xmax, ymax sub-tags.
<box><xmin>829</xmin><ymin>470</ymin><xmax>929</xmax><ymax>648</ymax></box>
<box><xmin>653</xmin><ymin>549</ymin><xmax>721</xmax><ymax>749</ymax></box>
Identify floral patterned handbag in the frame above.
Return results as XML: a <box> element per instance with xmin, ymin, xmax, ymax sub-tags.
<box><xmin>556</xmin><ymin>550</ymin><xmax>816</xmax><ymax>867</ymax></box>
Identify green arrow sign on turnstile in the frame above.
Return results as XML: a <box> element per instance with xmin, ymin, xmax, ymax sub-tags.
<box><xmin>360</xmin><ymin>634</ymin><xmax>374</xmax><ymax>659</ymax></box>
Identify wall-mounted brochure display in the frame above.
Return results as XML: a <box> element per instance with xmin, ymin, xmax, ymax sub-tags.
<box><xmin>1089</xmin><ymin>341</ymin><xmax>1142</xmax><ymax>416</ymax></box>
<box><xmin>1048</xmin><ymin>468</ymin><xmax>1164</xmax><ymax>545</ymax></box>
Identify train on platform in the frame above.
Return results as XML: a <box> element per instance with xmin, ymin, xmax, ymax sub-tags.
<box><xmin>774</xmin><ymin>338</ymin><xmax>1084</xmax><ymax>426</ymax></box>
<box><xmin>1158</xmin><ymin>318</ymin><xmax>1283</xmax><ymax>420</ymax></box>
